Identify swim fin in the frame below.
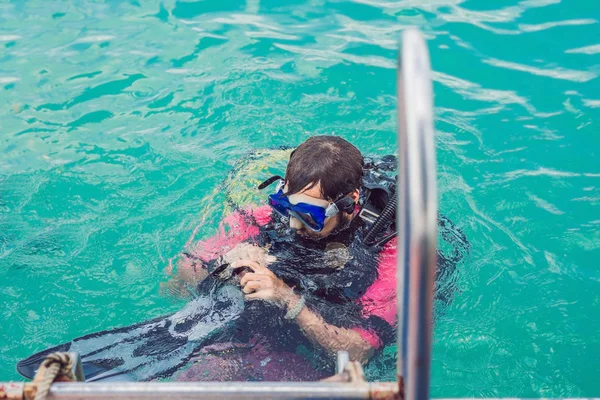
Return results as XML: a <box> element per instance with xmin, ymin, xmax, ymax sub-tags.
<box><xmin>17</xmin><ymin>282</ymin><xmax>244</xmax><ymax>382</ymax></box>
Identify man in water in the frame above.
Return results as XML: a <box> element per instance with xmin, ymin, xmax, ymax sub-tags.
<box><xmin>17</xmin><ymin>136</ymin><xmax>466</xmax><ymax>382</ymax></box>
<box><xmin>170</xmin><ymin>136</ymin><xmax>398</xmax><ymax>375</ymax></box>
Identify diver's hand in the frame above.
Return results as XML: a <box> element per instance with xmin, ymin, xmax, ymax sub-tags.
<box><xmin>222</xmin><ymin>243</ymin><xmax>276</xmax><ymax>266</ymax></box>
<box><xmin>232</xmin><ymin>260</ymin><xmax>294</xmax><ymax>309</ymax></box>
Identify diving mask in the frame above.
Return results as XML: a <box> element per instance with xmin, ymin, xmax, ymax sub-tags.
<box><xmin>260</xmin><ymin>177</ymin><xmax>355</xmax><ymax>232</ymax></box>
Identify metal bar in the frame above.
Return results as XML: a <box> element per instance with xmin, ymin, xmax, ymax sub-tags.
<box><xmin>3</xmin><ymin>383</ymin><xmax>597</xmax><ymax>400</ymax></box>
<box><xmin>0</xmin><ymin>382</ymin><xmax>25</xmax><ymax>400</ymax></box>
<box><xmin>49</xmin><ymin>382</ymin><xmax>371</xmax><ymax>400</ymax></box>
<box><xmin>0</xmin><ymin>381</ymin><xmax>400</xmax><ymax>400</ymax></box>
<box><xmin>67</xmin><ymin>352</ymin><xmax>85</xmax><ymax>382</ymax></box>
<box><xmin>397</xmin><ymin>28</ymin><xmax>438</xmax><ymax>400</ymax></box>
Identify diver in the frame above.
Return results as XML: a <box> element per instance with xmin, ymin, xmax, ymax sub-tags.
<box><xmin>171</xmin><ymin>136</ymin><xmax>388</xmax><ymax>371</ymax></box>
<box><xmin>166</xmin><ymin>135</ymin><xmax>467</xmax><ymax>381</ymax></box>
<box><xmin>18</xmin><ymin>136</ymin><xmax>469</xmax><ymax>382</ymax></box>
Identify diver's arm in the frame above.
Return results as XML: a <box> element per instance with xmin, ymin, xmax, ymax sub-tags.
<box><xmin>164</xmin><ymin>205</ymin><xmax>274</xmax><ymax>293</ymax></box>
<box><xmin>233</xmin><ymin>260</ymin><xmax>375</xmax><ymax>364</ymax></box>
<box><xmin>164</xmin><ymin>243</ymin><xmax>275</xmax><ymax>296</ymax></box>
<box><xmin>287</xmin><ymin>294</ymin><xmax>375</xmax><ymax>364</ymax></box>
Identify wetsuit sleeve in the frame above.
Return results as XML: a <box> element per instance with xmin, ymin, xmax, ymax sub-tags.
<box><xmin>352</xmin><ymin>237</ymin><xmax>398</xmax><ymax>349</ymax></box>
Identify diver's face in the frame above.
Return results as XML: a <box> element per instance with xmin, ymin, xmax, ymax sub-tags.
<box><xmin>285</xmin><ymin>182</ymin><xmax>357</xmax><ymax>239</ymax></box>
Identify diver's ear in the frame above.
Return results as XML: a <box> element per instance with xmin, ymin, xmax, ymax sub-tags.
<box><xmin>350</xmin><ymin>189</ymin><xmax>360</xmax><ymax>203</ymax></box>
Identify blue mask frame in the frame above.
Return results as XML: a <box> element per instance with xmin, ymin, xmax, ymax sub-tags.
<box><xmin>268</xmin><ymin>180</ymin><xmax>340</xmax><ymax>232</ymax></box>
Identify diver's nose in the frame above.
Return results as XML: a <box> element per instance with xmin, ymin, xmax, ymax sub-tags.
<box><xmin>289</xmin><ymin>216</ymin><xmax>303</xmax><ymax>230</ymax></box>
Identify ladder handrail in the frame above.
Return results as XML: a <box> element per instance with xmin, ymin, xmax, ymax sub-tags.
<box><xmin>397</xmin><ymin>28</ymin><xmax>438</xmax><ymax>400</ymax></box>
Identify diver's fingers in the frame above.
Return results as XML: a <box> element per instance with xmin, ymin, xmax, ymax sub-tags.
<box><xmin>245</xmin><ymin>291</ymin><xmax>270</xmax><ymax>301</ymax></box>
<box><xmin>265</xmin><ymin>255</ymin><xmax>277</xmax><ymax>265</ymax></box>
<box><xmin>245</xmin><ymin>293</ymin><xmax>259</xmax><ymax>301</ymax></box>
<box><xmin>240</xmin><ymin>273</ymin><xmax>267</xmax><ymax>287</ymax></box>
<box><xmin>246</xmin><ymin>245</ymin><xmax>263</xmax><ymax>259</ymax></box>
<box><xmin>232</xmin><ymin>259</ymin><xmax>271</xmax><ymax>275</ymax></box>
<box><xmin>240</xmin><ymin>243</ymin><xmax>257</xmax><ymax>260</ymax></box>
<box><xmin>242</xmin><ymin>281</ymin><xmax>261</xmax><ymax>294</ymax></box>
<box><xmin>231</xmin><ymin>259</ymin><xmax>260</xmax><ymax>270</ymax></box>
<box><xmin>223</xmin><ymin>243</ymin><xmax>258</xmax><ymax>263</ymax></box>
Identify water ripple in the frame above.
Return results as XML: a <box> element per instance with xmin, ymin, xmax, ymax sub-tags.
<box><xmin>519</xmin><ymin>18</ymin><xmax>597</xmax><ymax>32</ymax></box>
<box><xmin>1</xmin><ymin>0</ymin><xmax>599</xmax><ymax>395</ymax></box>
<box><xmin>482</xmin><ymin>58</ymin><xmax>597</xmax><ymax>82</ymax></box>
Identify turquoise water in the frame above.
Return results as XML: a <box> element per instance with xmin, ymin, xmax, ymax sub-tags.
<box><xmin>1</xmin><ymin>0</ymin><xmax>599</xmax><ymax>396</ymax></box>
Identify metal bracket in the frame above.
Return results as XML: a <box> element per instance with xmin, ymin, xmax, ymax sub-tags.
<box><xmin>336</xmin><ymin>351</ymin><xmax>350</xmax><ymax>375</ymax></box>
<box><xmin>359</xmin><ymin>206</ymin><xmax>380</xmax><ymax>224</ymax></box>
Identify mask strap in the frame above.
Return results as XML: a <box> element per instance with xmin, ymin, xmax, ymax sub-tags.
<box><xmin>334</xmin><ymin>195</ymin><xmax>356</xmax><ymax>214</ymax></box>
<box><xmin>258</xmin><ymin>175</ymin><xmax>284</xmax><ymax>190</ymax></box>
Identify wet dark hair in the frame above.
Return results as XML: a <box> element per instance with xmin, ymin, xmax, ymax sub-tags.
<box><xmin>285</xmin><ymin>136</ymin><xmax>364</xmax><ymax>200</ymax></box>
